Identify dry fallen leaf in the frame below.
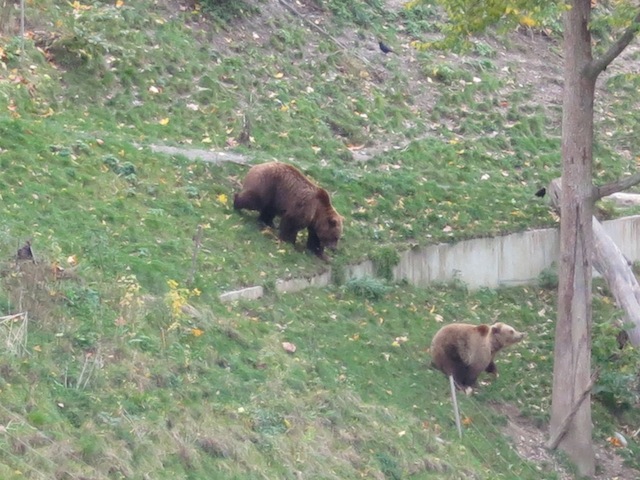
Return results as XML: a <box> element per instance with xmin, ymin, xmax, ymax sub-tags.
<box><xmin>347</xmin><ymin>144</ymin><xmax>365</xmax><ymax>151</ymax></box>
<box><xmin>191</xmin><ymin>328</ymin><xmax>204</xmax><ymax>337</ymax></box>
<box><xmin>607</xmin><ymin>433</ymin><xmax>627</xmax><ymax>448</ymax></box>
<box><xmin>282</xmin><ymin>342</ymin><xmax>296</xmax><ymax>353</ymax></box>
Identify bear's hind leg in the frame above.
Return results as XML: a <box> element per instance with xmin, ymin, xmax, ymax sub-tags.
<box><xmin>452</xmin><ymin>363</ymin><xmax>477</xmax><ymax>389</ymax></box>
<box><xmin>444</xmin><ymin>344</ymin><xmax>477</xmax><ymax>388</ymax></box>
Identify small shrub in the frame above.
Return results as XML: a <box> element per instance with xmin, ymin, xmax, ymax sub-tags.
<box><xmin>592</xmin><ymin>318</ymin><xmax>640</xmax><ymax>416</ymax></box>
<box><xmin>593</xmin><ymin>370</ymin><xmax>639</xmax><ymax>414</ymax></box>
<box><xmin>371</xmin><ymin>246</ymin><xmax>399</xmax><ymax>281</ymax></box>
<box><xmin>200</xmin><ymin>0</ymin><xmax>260</xmax><ymax>23</ymax></box>
<box><xmin>538</xmin><ymin>263</ymin><xmax>558</xmax><ymax>290</ymax></box>
<box><xmin>345</xmin><ymin>277</ymin><xmax>390</xmax><ymax>300</ymax></box>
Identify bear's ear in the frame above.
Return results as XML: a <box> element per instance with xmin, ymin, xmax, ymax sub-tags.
<box><xmin>328</xmin><ymin>218</ymin><xmax>338</xmax><ymax>228</ymax></box>
<box><xmin>317</xmin><ymin>189</ymin><xmax>331</xmax><ymax>204</ymax></box>
<box><xmin>491</xmin><ymin>324</ymin><xmax>502</xmax><ymax>334</ymax></box>
<box><xmin>476</xmin><ymin>324</ymin><xmax>490</xmax><ymax>336</ymax></box>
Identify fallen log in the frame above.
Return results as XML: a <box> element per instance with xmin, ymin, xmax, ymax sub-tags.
<box><xmin>604</xmin><ymin>192</ymin><xmax>640</xmax><ymax>207</ymax></box>
<box><xmin>549</xmin><ymin>178</ymin><xmax>640</xmax><ymax>346</ymax></box>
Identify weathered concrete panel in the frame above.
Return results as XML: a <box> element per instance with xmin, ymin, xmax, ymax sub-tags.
<box><xmin>219</xmin><ymin>285</ymin><xmax>264</xmax><ymax>302</ymax></box>
<box><xmin>275</xmin><ymin>270</ymin><xmax>333</xmax><ymax>294</ymax></box>
<box><xmin>345</xmin><ymin>260</ymin><xmax>375</xmax><ymax>281</ymax></box>
<box><xmin>602</xmin><ymin>215</ymin><xmax>640</xmax><ymax>262</ymax></box>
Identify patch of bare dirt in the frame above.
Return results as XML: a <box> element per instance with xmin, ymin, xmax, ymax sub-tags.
<box><xmin>494</xmin><ymin>403</ymin><xmax>638</xmax><ymax>480</ymax></box>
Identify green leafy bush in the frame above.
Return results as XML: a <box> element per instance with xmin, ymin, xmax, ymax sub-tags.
<box><xmin>344</xmin><ymin>276</ymin><xmax>390</xmax><ymax>300</ymax></box>
<box><xmin>200</xmin><ymin>0</ymin><xmax>260</xmax><ymax>23</ymax></box>
<box><xmin>592</xmin><ymin>318</ymin><xmax>640</xmax><ymax>416</ymax></box>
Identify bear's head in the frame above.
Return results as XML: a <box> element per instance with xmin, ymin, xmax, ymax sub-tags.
<box><xmin>489</xmin><ymin>322</ymin><xmax>526</xmax><ymax>352</ymax></box>
<box><xmin>318</xmin><ymin>212</ymin><xmax>343</xmax><ymax>250</ymax></box>
<box><xmin>315</xmin><ymin>189</ymin><xmax>343</xmax><ymax>251</ymax></box>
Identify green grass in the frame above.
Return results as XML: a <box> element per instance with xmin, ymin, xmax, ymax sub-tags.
<box><xmin>0</xmin><ymin>0</ymin><xmax>639</xmax><ymax>478</ymax></box>
<box><xmin>1</xmin><ymin>275</ymin><xmax>637</xmax><ymax>478</ymax></box>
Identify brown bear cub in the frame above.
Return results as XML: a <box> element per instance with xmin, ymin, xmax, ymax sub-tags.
<box><xmin>430</xmin><ymin>322</ymin><xmax>525</xmax><ymax>390</ymax></box>
<box><xmin>233</xmin><ymin>162</ymin><xmax>343</xmax><ymax>261</ymax></box>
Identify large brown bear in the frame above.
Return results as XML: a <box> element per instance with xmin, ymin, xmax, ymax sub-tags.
<box><xmin>233</xmin><ymin>162</ymin><xmax>343</xmax><ymax>260</ymax></box>
<box><xmin>430</xmin><ymin>322</ymin><xmax>525</xmax><ymax>390</ymax></box>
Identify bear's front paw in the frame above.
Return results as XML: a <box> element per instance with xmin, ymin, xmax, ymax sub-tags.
<box><xmin>317</xmin><ymin>252</ymin><xmax>332</xmax><ymax>263</ymax></box>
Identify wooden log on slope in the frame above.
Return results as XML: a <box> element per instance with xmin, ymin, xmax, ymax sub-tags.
<box><xmin>549</xmin><ymin>178</ymin><xmax>640</xmax><ymax>346</ymax></box>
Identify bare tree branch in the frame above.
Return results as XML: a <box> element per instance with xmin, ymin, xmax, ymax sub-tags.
<box><xmin>585</xmin><ymin>7</ymin><xmax>640</xmax><ymax>79</ymax></box>
<box><xmin>547</xmin><ymin>369</ymin><xmax>600</xmax><ymax>451</ymax></box>
<box><xmin>594</xmin><ymin>172</ymin><xmax>640</xmax><ymax>200</ymax></box>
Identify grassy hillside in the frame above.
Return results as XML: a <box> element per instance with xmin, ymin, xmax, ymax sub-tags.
<box><xmin>1</xmin><ymin>0</ymin><xmax>639</xmax><ymax>478</ymax></box>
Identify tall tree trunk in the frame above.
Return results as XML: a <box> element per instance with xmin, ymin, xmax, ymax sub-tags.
<box><xmin>549</xmin><ymin>0</ymin><xmax>596</xmax><ymax>476</ymax></box>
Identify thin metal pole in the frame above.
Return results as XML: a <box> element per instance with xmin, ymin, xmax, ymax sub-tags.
<box><xmin>20</xmin><ymin>0</ymin><xmax>25</xmax><ymax>51</ymax></box>
<box><xmin>449</xmin><ymin>375</ymin><xmax>462</xmax><ymax>438</ymax></box>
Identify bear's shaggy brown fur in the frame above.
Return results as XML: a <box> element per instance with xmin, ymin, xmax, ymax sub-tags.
<box><xmin>430</xmin><ymin>322</ymin><xmax>525</xmax><ymax>389</ymax></box>
<box><xmin>233</xmin><ymin>162</ymin><xmax>343</xmax><ymax>260</ymax></box>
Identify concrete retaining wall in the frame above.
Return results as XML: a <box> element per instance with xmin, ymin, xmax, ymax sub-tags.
<box><xmin>393</xmin><ymin>215</ymin><xmax>640</xmax><ymax>289</ymax></box>
<box><xmin>393</xmin><ymin>227</ymin><xmax>559</xmax><ymax>289</ymax></box>
<box><xmin>219</xmin><ymin>215</ymin><xmax>640</xmax><ymax>301</ymax></box>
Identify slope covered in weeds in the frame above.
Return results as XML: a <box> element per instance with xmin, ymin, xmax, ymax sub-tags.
<box><xmin>1</xmin><ymin>0</ymin><xmax>639</xmax><ymax>478</ymax></box>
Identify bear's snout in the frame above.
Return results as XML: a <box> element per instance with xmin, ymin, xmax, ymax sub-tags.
<box><xmin>514</xmin><ymin>331</ymin><xmax>526</xmax><ymax>341</ymax></box>
<box><xmin>326</xmin><ymin>242</ymin><xmax>339</xmax><ymax>251</ymax></box>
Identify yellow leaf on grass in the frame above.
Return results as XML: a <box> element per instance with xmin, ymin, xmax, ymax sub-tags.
<box><xmin>274</xmin><ymin>72</ymin><xmax>284</xmax><ymax>79</ymax></box>
<box><xmin>217</xmin><ymin>194</ymin><xmax>228</xmax><ymax>205</ymax></box>
<box><xmin>116</xmin><ymin>0</ymin><xmax>124</xmax><ymax>7</ymax></box>
<box><xmin>191</xmin><ymin>328</ymin><xmax>204</xmax><ymax>337</ymax></box>
<box><xmin>519</xmin><ymin>16</ymin><xmax>537</xmax><ymax>27</ymax></box>
<box><xmin>69</xmin><ymin>1</ymin><xmax>91</xmax><ymax>11</ymax></box>
<box><xmin>159</xmin><ymin>117</ymin><xmax>170</xmax><ymax>125</ymax></box>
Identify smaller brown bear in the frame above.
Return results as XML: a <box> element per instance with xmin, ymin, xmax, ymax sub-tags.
<box><xmin>430</xmin><ymin>322</ymin><xmax>525</xmax><ymax>390</ymax></box>
<box><xmin>233</xmin><ymin>162</ymin><xmax>343</xmax><ymax>260</ymax></box>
